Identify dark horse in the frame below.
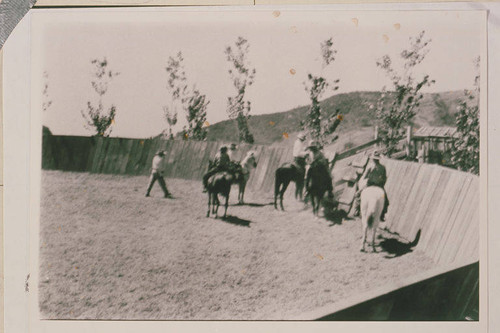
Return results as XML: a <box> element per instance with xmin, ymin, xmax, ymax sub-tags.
<box><xmin>306</xmin><ymin>160</ymin><xmax>333</xmax><ymax>216</ymax></box>
<box><xmin>274</xmin><ymin>157</ymin><xmax>306</xmax><ymax>210</ymax></box>
<box><xmin>206</xmin><ymin>162</ymin><xmax>243</xmax><ymax>218</ymax></box>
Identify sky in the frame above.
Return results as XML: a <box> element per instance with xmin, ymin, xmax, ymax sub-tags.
<box><xmin>31</xmin><ymin>8</ymin><xmax>485</xmax><ymax>138</ymax></box>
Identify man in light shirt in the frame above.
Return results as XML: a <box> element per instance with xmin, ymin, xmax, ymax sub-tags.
<box><xmin>228</xmin><ymin>143</ymin><xmax>238</xmax><ymax>162</ymax></box>
<box><xmin>145</xmin><ymin>150</ymin><xmax>173</xmax><ymax>198</ymax></box>
<box><xmin>293</xmin><ymin>132</ymin><xmax>307</xmax><ymax>165</ymax></box>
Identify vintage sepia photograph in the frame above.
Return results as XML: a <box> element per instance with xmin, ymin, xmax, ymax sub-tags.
<box><xmin>31</xmin><ymin>7</ymin><xmax>484</xmax><ymax>321</ymax></box>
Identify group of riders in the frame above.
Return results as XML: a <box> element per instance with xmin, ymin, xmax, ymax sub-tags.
<box><xmin>146</xmin><ymin>132</ymin><xmax>389</xmax><ymax>221</ymax></box>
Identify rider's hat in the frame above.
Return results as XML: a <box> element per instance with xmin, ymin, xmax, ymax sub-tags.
<box><xmin>307</xmin><ymin>140</ymin><xmax>320</xmax><ymax>151</ymax></box>
<box><xmin>371</xmin><ymin>151</ymin><xmax>381</xmax><ymax>160</ymax></box>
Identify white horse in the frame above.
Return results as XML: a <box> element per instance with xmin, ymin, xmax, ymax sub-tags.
<box><xmin>238</xmin><ymin>151</ymin><xmax>258</xmax><ymax>204</ymax></box>
<box><xmin>360</xmin><ymin>186</ymin><xmax>385</xmax><ymax>252</ymax></box>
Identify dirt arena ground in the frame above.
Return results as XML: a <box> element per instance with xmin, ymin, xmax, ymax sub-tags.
<box><xmin>39</xmin><ymin>171</ymin><xmax>436</xmax><ymax>320</ymax></box>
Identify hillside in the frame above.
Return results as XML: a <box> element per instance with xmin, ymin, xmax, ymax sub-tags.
<box><xmin>206</xmin><ymin>90</ymin><xmax>465</xmax><ymax>148</ymax></box>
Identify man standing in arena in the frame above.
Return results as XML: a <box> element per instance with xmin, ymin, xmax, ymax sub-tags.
<box><xmin>145</xmin><ymin>150</ymin><xmax>173</xmax><ymax>198</ymax></box>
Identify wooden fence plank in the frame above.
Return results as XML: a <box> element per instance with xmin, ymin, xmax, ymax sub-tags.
<box><xmin>389</xmin><ymin>163</ymin><xmax>421</xmax><ymax>235</ymax></box>
<box><xmin>439</xmin><ymin>180</ymin><xmax>480</xmax><ymax>264</ymax></box>
<box><xmin>433</xmin><ymin>177</ymin><xmax>474</xmax><ymax>263</ymax></box>
<box><xmin>406</xmin><ymin>166</ymin><xmax>442</xmax><ymax>241</ymax></box>
<box><xmin>416</xmin><ymin>169</ymin><xmax>450</xmax><ymax>252</ymax></box>
<box><xmin>426</xmin><ymin>173</ymin><xmax>469</xmax><ymax>262</ymax></box>
<box><xmin>421</xmin><ymin>171</ymin><xmax>462</xmax><ymax>256</ymax></box>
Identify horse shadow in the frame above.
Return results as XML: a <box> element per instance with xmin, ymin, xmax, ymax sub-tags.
<box><xmin>324</xmin><ymin>209</ymin><xmax>348</xmax><ymax>225</ymax></box>
<box><xmin>231</xmin><ymin>202</ymin><xmax>271</xmax><ymax>207</ymax></box>
<box><xmin>378</xmin><ymin>229</ymin><xmax>422</xmax><ymax>258</ymax></box>
<box><xmin>322</xmin><ymin>198</ymin><xmax>347</xmax><ymax>225</ymax></box>
<box><xmin>220</xmin><ymin>215</ymin><xmax>252</xmax><ymax>227</ymax></box>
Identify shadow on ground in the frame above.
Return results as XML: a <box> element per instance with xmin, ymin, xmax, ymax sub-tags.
<box><xmin>232</xmin><ymin>202</ymin><xmax>272</xmax><ymax>207</ymax></box>
<box><xmin>221</xmin><ymin>215</ymin><xmax>252</xmax><ymax>227</ymax></box>
<box><xmin>324</xmin><ymin>209</ymin><xmax>348</xmax><ymax>225</ymax></box>
<box><xmin>378</xmin><ymin>229</ymin><xmax>421</xmax><ymax>258</ymax></box>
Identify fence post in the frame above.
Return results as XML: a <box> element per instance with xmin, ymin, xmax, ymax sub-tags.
<box><xmin>406</xmin><ymin>126</ymin><xmax>412</xmax><ymax>158</ymax></box>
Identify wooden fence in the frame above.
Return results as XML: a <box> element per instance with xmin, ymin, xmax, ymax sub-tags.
<box><xmin>42</xmin><ymin>134</ymin><xmax>480</xmax><ymax>319</ymax></box>
<box><xmin>381</xmin><ymin>159</ymin><xmax>479</xmax><ymax>265</ymax></box>
<box><xmin>43</xmin><ymin>135</ymin><xmax>479</xmax><ymax>265</ymax></box>
<box><xmin>42</xmin><ymin>135</ymin><xmax>294</xmax><ymax>195</ymax></box>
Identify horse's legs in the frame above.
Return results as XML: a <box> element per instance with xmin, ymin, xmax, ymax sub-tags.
<box><xmin>371</xmin><ymin>220</ymin><xmax>378</xmax><ymax>253</ymax></box>
<box><xmin>237</xmin><ymin>183</ymin><xmax>242</xmax><ymax>204</ymax></box>
<box><xmin>207</xmin><ymin>192</ymin><xmax>211</xmax><ymax>217</ymax></box>
<box><xmin>224</xmin><ymin>194</ymin><xmax>229</xmax><ymax>218</ymax></box>
<box><xmin>239</xmin><ymin>181</ymin><xmax>246</xmax><ymax>205</ymax></box>
<box><xmin>360</xmin><ymin>224</ymin><xmax>368</xmax><ymax>252</ymax></box>
<box><xmin>280</xmin><ymin>180</ymin><xmax>290</xmax><ymax>211</ymax></box>
<box><xmin>295</xmin><ymin>178</ymin><xmax>304</xmax><ymax>201</ymax></box>
<box><xmin>214</xmin><ymin>194</ymin><xmax>219</xmax><ymax>216</ymax></box>
<box><xmin>274</xmin><ymin>174</ymin><xmax>281</xmax><ymax>209</ymax></box>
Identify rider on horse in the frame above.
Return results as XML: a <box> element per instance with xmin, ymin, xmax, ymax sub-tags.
<box><xmin>203</xmin><ymin>145</ymin><xmax>231</xmax><ymax>192</ymax></box>
<box><xmin>358</xmin><ymin>151</ymin><xmax>389</xmax><ymax>221</ymax></box>
<box><xmin>305</xmin><ymin>141</ymin><xmax>334</xmax><ymax>199</ymax></box>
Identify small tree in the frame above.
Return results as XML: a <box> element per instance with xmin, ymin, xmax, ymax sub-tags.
<box><xmin>225</xmin><ymin>37</ymin><xmax>256</xmax><ymax>143</ymax></box>
<box><xmin>184</xmin><ymin>89</ymin><xmax>210</xmax><ymax>140</ymax></box>
<box><xmin>373</xmin><ymin>31</ymin><xmax>435</xmax><ymax>156</ymax></box>
<box><xmin>302</xmin><ymin>37</ymin><xmax>341</xmax><ymax>146</ymax></box>
<box><xmin>452</xmin><ymin>57</ymin><xmax>480</xmax><ymax>175</ymax></box>
<box><xmin>164</xmin><ymin>52</ymin><xmax>209</xmax><ymax>140</ymax></box>
<box><xmin>162</xmin><ymin>106</ymin><xmax>178</xmax><ymax>140</ymax></box>
<box><xmin>81</xmin><ymin>58</ymin><xmax>120</xmax><ymax>137</ymax></box>
<box><xmin>42</xmin><ymin>71</ymin><xmax>52</xmax><ymax>112</ymax></box>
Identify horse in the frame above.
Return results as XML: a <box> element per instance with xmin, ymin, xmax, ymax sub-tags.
<box><xmin>306</xmin><ymin>160</ymin><xmax>333</xmax><ymax>216</ymax></box>
<box><xmin>274</xmin><ymin>157</ymin><xmax>306</xmax><ymax>210</ymax></box>
<box><xmin>206</xmin><ymin>163</ymin><xmax>243</xmax><ymax>218</ymax></box>
<box><xmin>360</xmin><ymin>186</ymin><xmax>385</xmax><ymax>252</ymax></box>
<box><xmin>237</xmin><ymin>151</ymin><xmax>258</xmax><ymax>205</ymax></box>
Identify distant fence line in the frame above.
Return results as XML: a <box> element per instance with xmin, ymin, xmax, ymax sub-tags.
<box><xmin>42</xmin><ymin>135</ymin><xmax>294</xmax><ymax>194</ymax></box>
<box><xmin>43</xmin><ymin>135</ymin><xmax>479</xmax><ymax>265</ymax></box>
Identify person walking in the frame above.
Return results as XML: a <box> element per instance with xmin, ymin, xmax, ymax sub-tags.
<box><xmin>145</xmin><ymin>150</ymin><xmax>173</xmax><ymax>198</ymax></box>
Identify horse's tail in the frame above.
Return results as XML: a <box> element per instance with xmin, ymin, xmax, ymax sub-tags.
<box><xmin>366</xmin><ymin>211</ymin><xmax>375</xmax><ymax>227</ymax></box>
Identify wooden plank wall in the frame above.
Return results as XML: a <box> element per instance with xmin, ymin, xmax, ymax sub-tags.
<box><xmin>380</xmin><ymin>159</ymin><xmax>479</xmax><ymax>265</ymax></box>
<box><xmin>42</xmin><ymin>135</ymin><xmax>293</xmax><ymax>195</ymax></box>
<box><xmin>43</xmin><ymin>135</ymin><xmax>479</xmax><ymax>265</ymax></box>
